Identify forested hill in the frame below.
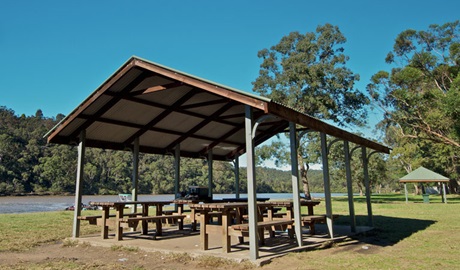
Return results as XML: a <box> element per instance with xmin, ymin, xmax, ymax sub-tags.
<box><xmin>0</xmin><ymin>106</ymin><xmax>327</xmax><ymax>196</ymax></box>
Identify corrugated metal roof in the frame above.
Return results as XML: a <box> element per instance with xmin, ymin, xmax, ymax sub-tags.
<box><xmin>45</xmin><ymin>56</ymin><xmax>390</xmax><ymax>160</ymax></box>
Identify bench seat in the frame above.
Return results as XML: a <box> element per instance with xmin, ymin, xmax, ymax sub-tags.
<box><xmin>300</xmin><ymin>214</ymin><xmax>339</xmax><ymax>234</ymax></box>
<box><xmin>120</xmin><ymin>214</ymin><xmax>186</xmax><ymax>230</ymax></box>
<box><xmin>230</xmin><ymin>219</ymin><xmax>294</xmax><ymax>245</ymax></box>
<box><xmin>78</xmin><ymin>213</ymin><xmax>140</xmax><ymax>225</ymax></box>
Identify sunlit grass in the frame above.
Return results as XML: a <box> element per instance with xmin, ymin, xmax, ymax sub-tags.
<box><xmin>272</xmin><ymin>194</ymin><xmax>460</xmax><ymax>270</ymax></box>
<box><xmin>0</xmin><ymin>210</ymin><xmax>100</xmax><ymax>252</ymax></box>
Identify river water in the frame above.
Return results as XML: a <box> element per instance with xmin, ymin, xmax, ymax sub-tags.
<box><xmin>0</xmin><ymin>193</ymin><xmax>346</xmax><ymax>214</ymax></box>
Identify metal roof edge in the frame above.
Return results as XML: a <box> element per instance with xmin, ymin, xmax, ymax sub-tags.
<box><xmin>44</xmin><ymin>57</ymin><xmax>138</xmax><ymax>139</ymax></box>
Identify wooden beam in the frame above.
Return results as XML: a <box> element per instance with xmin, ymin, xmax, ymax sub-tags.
<box><xmin>123</xmin><ymin>88</ymin><xmax>199</xmax><ymax>145</ymax></box>
<box><xmin>77</xmin><ymin>114</ymin><xmax>243</xmax><ymax>146</ymax></box>
<box><xmin>129</xmin><ymin>81</ymin><xmax>184</xmax><ymax>96</ymax></box>
<box><xmin>165</xmin><ymin>101</ymin><xmax>238</xmax><ymax>150</ymax></box>
<box><xmin>117</xmin><ymin>94</ymin><xmax>242</xmax><ymax>128</ymax></box>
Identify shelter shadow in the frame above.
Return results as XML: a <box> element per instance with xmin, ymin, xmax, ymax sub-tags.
<box><xmin>347</xmin><ymin>215</ymin><xmax>436</xmax><ymax>247</ymax></box>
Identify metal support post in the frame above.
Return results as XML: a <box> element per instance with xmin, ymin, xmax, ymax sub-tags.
<box><xmin>245</xmin><ymin>105</ymin><xmax>259</xmax><ymax>260</ymax></box>
<box><xmin>72</xmin><ymin>130</ymin><xmax>86</xmax><ymax>238</ymax></box>
<box><xmin>289</xmin><ymin>122</ymin><xmax>303</xmax><ymax>246</ymax></box>
<box><xmin>343</xmin><ymin>141</ymin><xmax>356</xmax><ymax>232</ymax></box>
<box><xmin>320</xmin><ymin>132</ymin><xmax>334</xmax><ymax>238</ymax></box>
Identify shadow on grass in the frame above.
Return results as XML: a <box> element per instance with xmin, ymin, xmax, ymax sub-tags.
<box><xmin>336</xmin><ymin>214</ymin><xmax>436</xmax><ymax>247</ymax></box>
<box><xmin>332</xmin><ymin>194</ymin><xmax>460</xmax><ymax>204</ymax></box>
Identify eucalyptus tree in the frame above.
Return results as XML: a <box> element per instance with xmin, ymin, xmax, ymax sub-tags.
<box><xmin>367</xmin><ymin>21</ymin><xmax>460</xmax><ymax>193</ymax></box>
<box><xmin>253</xmin><ymin>24</ymin><xmax>370</xmax><ymax>199</ymax></box>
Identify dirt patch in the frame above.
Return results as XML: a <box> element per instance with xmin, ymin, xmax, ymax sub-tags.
<box><xmin>0</xmin><ymin>235</ymin><xmax>387</xmax><ymax>269</ymax></box>
<box><xmin>0</xmin><ymin>241</ymin><xmax>254</xmax><ymax>270</ymax></box>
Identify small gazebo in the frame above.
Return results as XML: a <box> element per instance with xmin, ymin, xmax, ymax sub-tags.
<box><xmin>400</xmin><ymin>166</ymin><xmax>449</xmax><ymax>203</ymax></box>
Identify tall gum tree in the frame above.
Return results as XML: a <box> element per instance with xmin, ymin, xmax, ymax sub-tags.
<box><xmin>252</xmin><ymin>24</ymin><xmax>370</xmax><ymax>199</ymax></box>
<box><xmin>367</xmin><ymin>21</ymin><xmax>460</xmax><ymax>193</ymax></box>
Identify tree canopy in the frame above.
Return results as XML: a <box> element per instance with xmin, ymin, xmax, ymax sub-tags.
<box><xmin>252</xmin><ymin>24</ymin><xmax>376</xmax><ymax>199</ymax></box>
<box><xmin>253</xmin><ymin>23</ymin><xmax>369</xmax><ymax>127</ymax></box>
<box><xmin>367</xmin><ymin>20</ymin><xmax>460</xmax><ymax>193</ymax></box>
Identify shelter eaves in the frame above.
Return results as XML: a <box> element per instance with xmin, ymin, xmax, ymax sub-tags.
<box><xmin>46</xmin><ymin>56</ymin><xmax>390</xmax><ymax>160</ymax></box>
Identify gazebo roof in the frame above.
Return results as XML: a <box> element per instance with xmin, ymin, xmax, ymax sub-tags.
<box><xmin>46</xmin><ymin>56</ymin><xmax>390</xmax><ymax>160</ymax></box>
<box><xmin>400</xmin><ymin>166</ymin><xmax>450</xmax><ymax>183</ymax></box>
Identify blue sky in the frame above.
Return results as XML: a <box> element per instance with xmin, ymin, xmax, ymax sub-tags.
<box><xmin>1</xmin><ymin>0</ymin><xmax>459</xmax><ymax>139</ymax></box>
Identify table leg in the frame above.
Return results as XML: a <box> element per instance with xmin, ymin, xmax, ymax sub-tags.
<box><xmin>266</xmin><ymin>206</ymin><xmax>275</xmax><ymax>237</ymax></box>
<box><xmin>141</xmin><ymin>204</ymin><xmax>149</xmax><ymax>235</ymax></box>
<box><xmin>200</xmin><ymin>210</ymin><xmax>209</xmax><ymax>250</ymax></box>
<box><xmin>191</xmin><ymin>208</ymin><xmax>197</xmax><ymax>231</ymax></box>
<box><xmin>257</xmin><ymin>206</ymin><xmax>266</xmax><ymax>245</ymax></box>
<box><xmin>116</xmin><ymin>206</ymin><xmax>124</xmax><ymax>241</ymax></box>
<box><xmin>156</xmin><ymin>204</ymin><xmax>163</xmax><ymax>236</ymax></box>
<box><xmin>101</xmin><ymin>206</ymin><xmax>109</xmax><ymax>239</ymax></box>
<box><xmin>222</xmin><ymin>210</ymin><xmax>231</xmax><ymax>253</ymax></box>
<box><xmin>235</xmin><ymin>208</ymin><xmax>243</xmax><ymax>224</ymax></box>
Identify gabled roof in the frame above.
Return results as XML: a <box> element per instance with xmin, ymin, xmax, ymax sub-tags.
<box><xmin>46</xmin><ymin>56</ymin><xmax>390</xmax><ymax>160</ymax></box>
<box><xmin>400</xmin><ymin>167</ymin><xmax>449</xmax><ymax>183</ymax></box>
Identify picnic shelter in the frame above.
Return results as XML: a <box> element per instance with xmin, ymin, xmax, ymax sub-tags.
<box><xmin>45</xmin><ymin>56</ymin><xmax>391</xmax><ymax>260</ymax></box>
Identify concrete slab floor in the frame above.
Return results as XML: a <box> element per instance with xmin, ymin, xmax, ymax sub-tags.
<box><xmin>74</xmin><ymin>224</ymin><xmax>372</xmax><ymax>266</ymax></box>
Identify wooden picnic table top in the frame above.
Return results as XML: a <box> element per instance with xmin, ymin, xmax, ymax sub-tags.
<box><xmin>188</xmin><ymin>202</ymin><xmax>247</xmax><ymax>210</ymax></box>
<box><xmin>89</xmin><ymin>200</ymin><xmax>173</xmax><ymax>207</ymax></box>
<box><xmin>188</xmin><ymin>200</ymin><xmax>320</xmax><ymax>209</ymax></box>
<box><xmin>172</xmin><ymin>199</ymin><xmax>201</xmax><ymax>204</ymax></box>
<box><xmin>268</xmin><ymin>200</ymin><xmax>321</xmax><ymax>207</ymax></box>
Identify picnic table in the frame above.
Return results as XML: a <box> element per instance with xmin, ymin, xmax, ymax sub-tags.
<box><xmin>88</xmin><ymin>200</ymin><xmax>177</xmax><ymax>240</ymax></box>
<box><xmin>189</xmin><ymin>201</ymin><xmax>302</xmax><ymax>253</ymax></box>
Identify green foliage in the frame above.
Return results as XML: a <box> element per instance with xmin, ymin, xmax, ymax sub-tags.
<box><xmin>253</xmin><ymin>23</ymin><xmax>369</xmax><ymax>128</ymax></box>
<box><xmin>252</xmin><ymin>24</ymin><xmax>373</xmax><ymax>199</ymax></box>
<box><xmin>367</xmin><ymin>21</ymin><xmax>460</xmax><ymax>193</ymax></box>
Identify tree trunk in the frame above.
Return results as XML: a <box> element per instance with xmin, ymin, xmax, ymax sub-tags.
<box><xmin>299</xmin><ymin>156</ymin><xmax>311</xmax><ymax>200</ymax></box>
<box><xmin>357</xmin><ymin>182</ymin><xmax>364</xmax><ymax>196</ymax></box>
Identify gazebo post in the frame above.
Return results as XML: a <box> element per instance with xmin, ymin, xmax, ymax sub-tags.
<box><xmin>72</xmin><ymin>130</ymin><xmax>86</xmax><ymax>238</ymax></box>
<box><xmin>132</xmin><ymin>137</ymin><xmax>139</xmax><ymax>213</ymax></box>
<box><xmin>245</xmin><ymin>105</ymin><xmax>259</xmax><ymax>260</ymax></box>
<box><xmin>442</xmin><ymin>183</ymin><xmax>447</xmax><ymax>203</ymax></box>
<box><xmin>320</xmin><ymin>132</ymin><xmax>334</xmax><ymax>238</ymax></box>
<box><xmin>404</xmin><ymin>183</ymin><xmax>409</xmax><ymax>203</ymax></box>
<box><xmin>289</xmin><ymin>122</ymin><xmax>303</xmax><ymax>246</ymax></box>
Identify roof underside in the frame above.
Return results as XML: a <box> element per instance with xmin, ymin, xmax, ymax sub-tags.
<box><xmin>46</xmin><ymin>57</ymin><xmax>390</xmax><ymax>161</ymax></box>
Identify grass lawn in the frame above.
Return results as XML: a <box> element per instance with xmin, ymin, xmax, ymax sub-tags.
<box><xmin>276</xmin><ymin>193</ymin><xmax>460</xmax><ymax>269</ymax></box>
<box><xmin>0</xmin><ymin>194</ymin><xmax>459</xmax><ymax>269</ymax></box>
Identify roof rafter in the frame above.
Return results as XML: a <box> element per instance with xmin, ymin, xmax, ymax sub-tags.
<box><xmin>165</xmin><ymin>101</ymin><xmax>238</xmax><ymax>151</ymax></box>
<box><xmin>123</xmin><ymin>88</ymin><xmax>200</xmax><ymax>145</ymax></box>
